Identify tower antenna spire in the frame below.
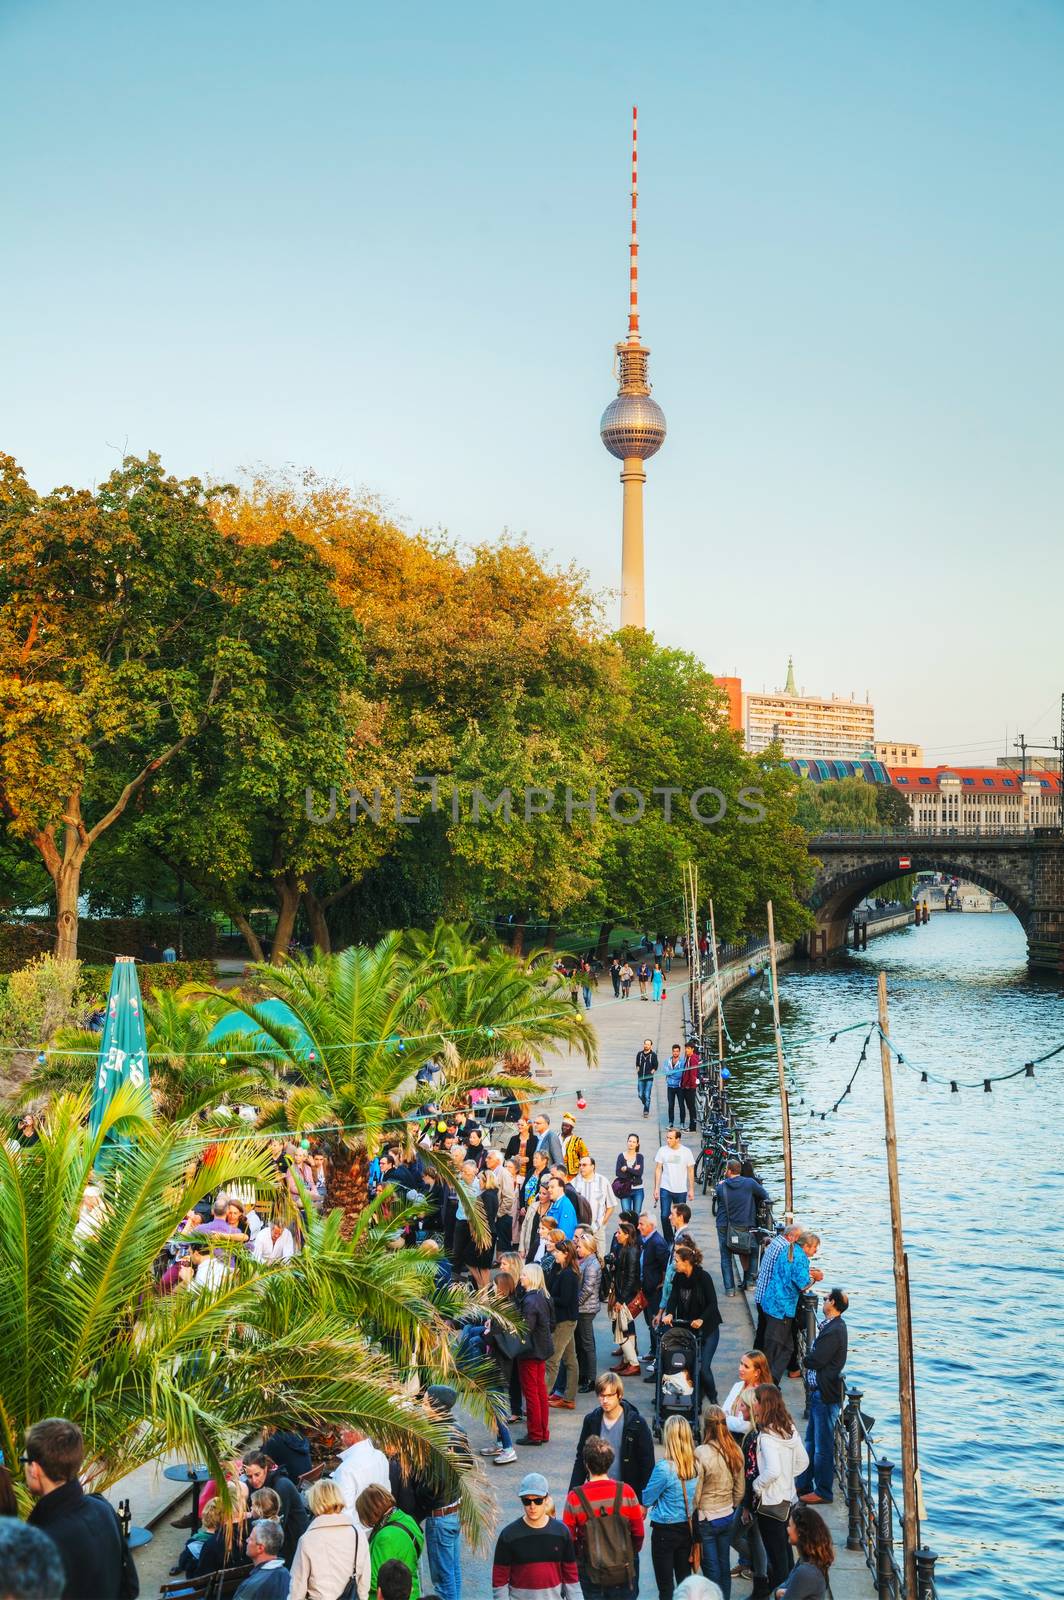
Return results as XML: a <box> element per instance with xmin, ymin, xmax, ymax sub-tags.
<box><xmin>628</xmin><ymin>104</ymin><xmax>640</xmax><ymax>344</ymax></box>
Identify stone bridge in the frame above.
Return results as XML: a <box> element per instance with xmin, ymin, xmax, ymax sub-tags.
<box><xmin>804</xmin><ymin>830</ymin><xmax>1064</xmax><ymax>972</ymax></box>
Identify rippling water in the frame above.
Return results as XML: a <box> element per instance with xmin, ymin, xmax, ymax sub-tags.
<box><xmin>720</xmin><ymin>913</ymin><xmax>1064</xmax><ymax>1597</ymax></box>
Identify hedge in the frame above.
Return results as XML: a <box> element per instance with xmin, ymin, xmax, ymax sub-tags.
<box><xmin>0</xmin><ymin>916</ymin><xmax>218</xmax><ymax>972</ymax></box>
<box><xmin>79</xmin><ymin>959</ymin><xmax>217</xmax><ymax>998</ymax></box>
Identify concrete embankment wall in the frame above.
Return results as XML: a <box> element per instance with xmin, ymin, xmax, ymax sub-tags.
<box><xmin>860</xmin><ymin>908</ymin><xmax>915</xmax><ymax>940</ymax></box>
<box><xmin>699</xmin><ymin>941</ymin><xmax>794</xmax><ymax>1017</ymax></box>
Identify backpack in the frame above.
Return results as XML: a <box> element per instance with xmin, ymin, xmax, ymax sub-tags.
<box><xmin>573</xmin><ymin>1482</ymin><xmax>635</xmax><ymax>1589</ymax></box>
<box><xmin>571</xmin><ymin>1187</ymin><xmax>593</xmax><ymax>1226</ymax></box>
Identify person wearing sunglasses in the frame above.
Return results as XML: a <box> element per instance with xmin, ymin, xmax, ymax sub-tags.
<box><xmin>491</xmin><ymin>1473</ymin><xmax>583</xmax><ymax>1599</ymax></box>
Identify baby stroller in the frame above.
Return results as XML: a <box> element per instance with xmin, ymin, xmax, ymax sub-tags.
<box><xmin>652</xmin><ymin>1324</ymin><xmax>701</xmax><ymax>1441</ymax></box>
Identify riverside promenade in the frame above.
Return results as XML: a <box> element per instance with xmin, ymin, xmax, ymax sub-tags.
<box><xmin>453</xmin><ymin>966</ymin><xmax>875</xmax><ymax>1597</ymax></box>
<box><xmin>129</xmin><ymin>963</ymin><xmax>875</xmax><ymax>1596</ymax></box>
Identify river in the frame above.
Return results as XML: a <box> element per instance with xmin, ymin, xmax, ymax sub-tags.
<box><xmin>719</xmin><ymin>912</ymin><xmax>1063</xmax><ymax>1597</ymax></box>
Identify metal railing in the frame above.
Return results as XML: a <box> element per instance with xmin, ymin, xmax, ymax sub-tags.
<box><xmin>834</xmin><ymin>1385</ymin><xmax>939</xmax><ymax>1599</ymax></box>
<box><xmin>686</xmin><ymin>955</ymin><xmax>940</xmax><ymax>1598</ymax></box>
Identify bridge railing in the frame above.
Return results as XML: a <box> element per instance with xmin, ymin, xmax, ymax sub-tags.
<box><xmin>811</xmin><ymin>824</ymin><xmax>1051</xmax><ymax>842</ymax></box>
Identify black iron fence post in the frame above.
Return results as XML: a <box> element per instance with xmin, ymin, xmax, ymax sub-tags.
<box><xmin>797</xmin><ymin>1292</ymin><xmax>818</xmax><ymax>1416</ymax></box>
<box><xmin>876</xmin><ymin>1457</ymin><xmax>898</xmax><ymax>1596</ymax></box>
<box><xmin>915</xmin><ymin>1547</ymin><xmax>938</xmax><ymax>1599</ymax></box>
<box><xmin>843</xmin><ymin>1385</ymin><xmax>864</xmax><ymax>1551</ymax></box>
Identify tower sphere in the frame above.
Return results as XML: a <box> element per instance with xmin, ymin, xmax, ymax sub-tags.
<box><xmin>599</xmin><ymin>392</ymin><xmax>667</xmax><ymax>460</ymax></box>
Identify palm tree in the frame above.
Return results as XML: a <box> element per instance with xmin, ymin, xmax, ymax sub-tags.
<box><xmin>200</xmin><ymin>925</ymin><xmax>594</xmax><ymax>1231</ymax></box>
<box><xmin>408</xmin><ymin>920</ymin><xmax>597</xmax><ymax>1082</ymax></box>
<box><xmin>0</xmin><ymin>1087</ymin><xmax>492</xmax><ymax>1540</ymax></box>
<box><xmin>28</xmin><ymin>990</ymin><xmax>280</xmax><ymax>1124</ymax></box>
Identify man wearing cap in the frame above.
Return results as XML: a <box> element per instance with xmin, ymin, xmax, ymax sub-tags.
<box><xmin>560</xmin><ymin>1115</ymin><xmax>588</xmax><ymax>1178</ymax></box>
<box><xmin>491</xmin><ymin>1473</ymin><xmax>583</xmax><ymax>1600</ymax></box>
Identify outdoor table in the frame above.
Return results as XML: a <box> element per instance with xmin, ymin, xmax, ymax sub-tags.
<box><xmin>126</xmin><ymin>1526</ymin><xmax>153</xmax><ymax>1550</ymax></box>
<box><xmin>162</xmin><ymin>1463</ymin><xmax>210</xmax><ymax>1534</ymax></box>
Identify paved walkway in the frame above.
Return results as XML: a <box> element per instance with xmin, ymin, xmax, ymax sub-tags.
<box><xmin>457</xmin><ymin>967</ymin><xmax>873</xmax><ymax>1596</ymax></box>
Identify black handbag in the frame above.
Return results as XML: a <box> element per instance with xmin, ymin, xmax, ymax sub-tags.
<box><xmin>719</xmin><ymin>1185</ymin><xmax>755</xmax><ymax>1254</ymax></box>
<box><xmin>336</xmin><ymin>1527</ymin><xmax>364</xmax><ymax>1600</ymax></box>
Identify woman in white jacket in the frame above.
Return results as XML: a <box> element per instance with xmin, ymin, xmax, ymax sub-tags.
<box><xmin>289</xmin><ymin>1477</ymin><xmax>371</xmax><ymax>1600</ymax></box>
<box><xmin>751</xmin><ymin>1384</ymin><xmax>809</xmax><ymax>1594</ymax></box>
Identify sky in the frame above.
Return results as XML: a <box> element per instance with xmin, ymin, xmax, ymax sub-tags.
<box><xmin>2</xmin><ymin>0</ymin><xmax>1063</xmax><ymax>764</ymax></box>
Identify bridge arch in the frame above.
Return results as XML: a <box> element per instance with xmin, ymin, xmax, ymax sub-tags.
<box><xmin>804</xmin><ymin>837</ymin><xmax>1038</xmax><ymax>958</ymax></box>
<box><xmin>811</xmin><ymin>857</ymin><xmax>1030</xmax><ymax>930</ymax></box>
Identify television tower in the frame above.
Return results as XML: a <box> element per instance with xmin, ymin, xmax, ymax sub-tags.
<box><xmin>600</xmin><ymin>105</ymin><xmax>667</xmax><ymax>630</ymax></box>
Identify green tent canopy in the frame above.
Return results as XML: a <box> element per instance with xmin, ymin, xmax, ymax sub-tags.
<box><xmin>207</xmin><ymin>998</ymin><xmax>317</xmax><ymax>1063</ymax></box>
<box><xmin>90</xmin><ymin>956</ymin><xmax>151</xmax><ymax>1143</ymax></box>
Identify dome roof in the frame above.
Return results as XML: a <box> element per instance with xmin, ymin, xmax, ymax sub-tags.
<box><xmin>600</xmin><ymin>393</ymin><xmax>667</xmax><ymax>460</ymax></box>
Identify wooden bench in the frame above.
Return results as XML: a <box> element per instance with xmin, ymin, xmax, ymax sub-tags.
<box><xmin>160</xmin><ymin>1563</ymin><xmax>253</xmax><ymax>1600</ymax></box>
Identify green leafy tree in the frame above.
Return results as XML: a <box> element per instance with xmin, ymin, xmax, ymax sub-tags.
<box><xmin>581</xmin><ymin>636</ymin><xmax>813</xmax><ymax>947</ymax></box>
<box><xmin>0</xmin><ymin>454</ymin><xmax>362</xmax><ymax>964</ymax></box>
<box><xmin>796</xmin><ymin>776</ymin><xmax>885</xmax><ymax>833</ymax></box>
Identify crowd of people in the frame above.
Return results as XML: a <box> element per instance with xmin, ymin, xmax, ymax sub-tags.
<box><xmin>1</xmin><ymin>958</ymin><xmax>851</xmax><ymax>1600</ymax></box>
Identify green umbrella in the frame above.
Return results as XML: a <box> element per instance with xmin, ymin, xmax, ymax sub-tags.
<box><xmin>90</xmin><ymin>956</ymin><xmax>151</xmax><ymax>1143</ymax></box>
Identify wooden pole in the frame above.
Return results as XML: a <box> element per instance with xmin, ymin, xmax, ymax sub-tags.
<box><xmin>709</xmin><ymin>899</ymin><xmax>724</xmax><ymax>1070</ymax></box>
<box><xmin>766</xmin><ymin>900</ymin><xmax>793</xmax><ymax>1217</ymax></box>
<box><xmin>877</xmin><ymin>969</ymin><xmax>920</xmax><ymax>1596</ymax></box>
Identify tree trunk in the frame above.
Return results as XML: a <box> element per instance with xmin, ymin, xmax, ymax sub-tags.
<box><xmin>324</xmin><ymin>1143</ymin><xmax>369</xmax><ymax>1238</ymax></box>
<box><xmin>302</xmin><ymin>889</ymin><xmax>332</xmax><ymax>955</ymax></box>
<box><xmin>53</xmin><ymin>857</ymin><xmax>82</xmax><ymax>962</ymax></box>
<box><xmin>270</xmin><ymin>870</ymin><xmax>302</xmax><ymax>964</ymax></box>
<box><xmin>596</xmin><ymin>921</ymin><xmax>614</xmax><ymax>961</ymax></box>
<box><xmin>232</xmin><ymin>911</ymin><xmax>265</xmax><ymax>964</ymax></box>
<box><xmin>510</xmin><ymin>921</ymin><xmax>525</xmax><ymax>958</ymax></box>
<box><xmin>544</xmin><ymin>920</ymin><xmax>558</xmax><ymax>952</ymax></box>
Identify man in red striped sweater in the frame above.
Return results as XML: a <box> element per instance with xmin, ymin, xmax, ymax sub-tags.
<box><xmin>562</xmin><ymin>1436</ymin><xmax>644</xmax><ymax>1600</ymax></box>
<box><xmin>491</xmin><ymin>1472</ymin><xmax>584</xmax><ymax>1600</ymax></box>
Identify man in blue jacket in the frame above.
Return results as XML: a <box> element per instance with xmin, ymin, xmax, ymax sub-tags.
<box><xmin>760</xmin><ymin>1230</ymin><xmax>824</xmax><ymax>1382</ymax></box>
<box><xmin>797</xmin><ymin>1287</ymin><xmax>849</xmax><ymax>1504</ymax></box>
<box><xmin>545</xmin><ymin>1177</ymin><xmax>578</xmax><ymax>1239</ymax></box>
<box><xmin>715</xmin><ymin>1158</ymin><xmax>771</xmax><ymax>1295</ymax></box>
<box><xmin>234</xmin><ymin>1521</ymin><xmax>291</xmax><ymax>1599</ymax></box>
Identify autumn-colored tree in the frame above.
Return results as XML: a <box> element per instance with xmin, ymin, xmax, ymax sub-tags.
<box><xmin>215</xmin><ymin>470</ymin><xmax>621</xmax><ymax>952</ymax></box>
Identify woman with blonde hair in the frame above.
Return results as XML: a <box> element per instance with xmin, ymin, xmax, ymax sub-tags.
<box><xmin>354</xmin><ymin>1484</ymin><xmax>424</xmax><ymax>1597</ymax></box>
<box><xmin>516</xmin><ymin>1261</ymin><xmax>555</xmax><ymax>1444</ymax></box>
<box><xmin>289</xmin><ymin>1476</ymin><xmax>370</xmax><ymax>1600</ymax></box>
<box><xmin>720</xmin><ymin>1350</ymin><xmax>772</xmax><ymax>1438</ymax></box>
<box><xmin>642</xmin><ymin>1413</ymin><xmax>703</xmax><ymax>1599</ymax></box>
<box><xmin>194</xmin><ymin>1486</ymin><xmax>250</xmax><ymax>1580</ymax></box>
<box><xmin>695</xmin><ymin>1406</ymin><xmax>745</xmax><ymax>1597</ymax></box>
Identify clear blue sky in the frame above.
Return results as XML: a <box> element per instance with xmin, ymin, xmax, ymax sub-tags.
<box><xmin>3</xmin><ymin>0</ymin><xmax>1063</xmax><ymax>762</ymax></box>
